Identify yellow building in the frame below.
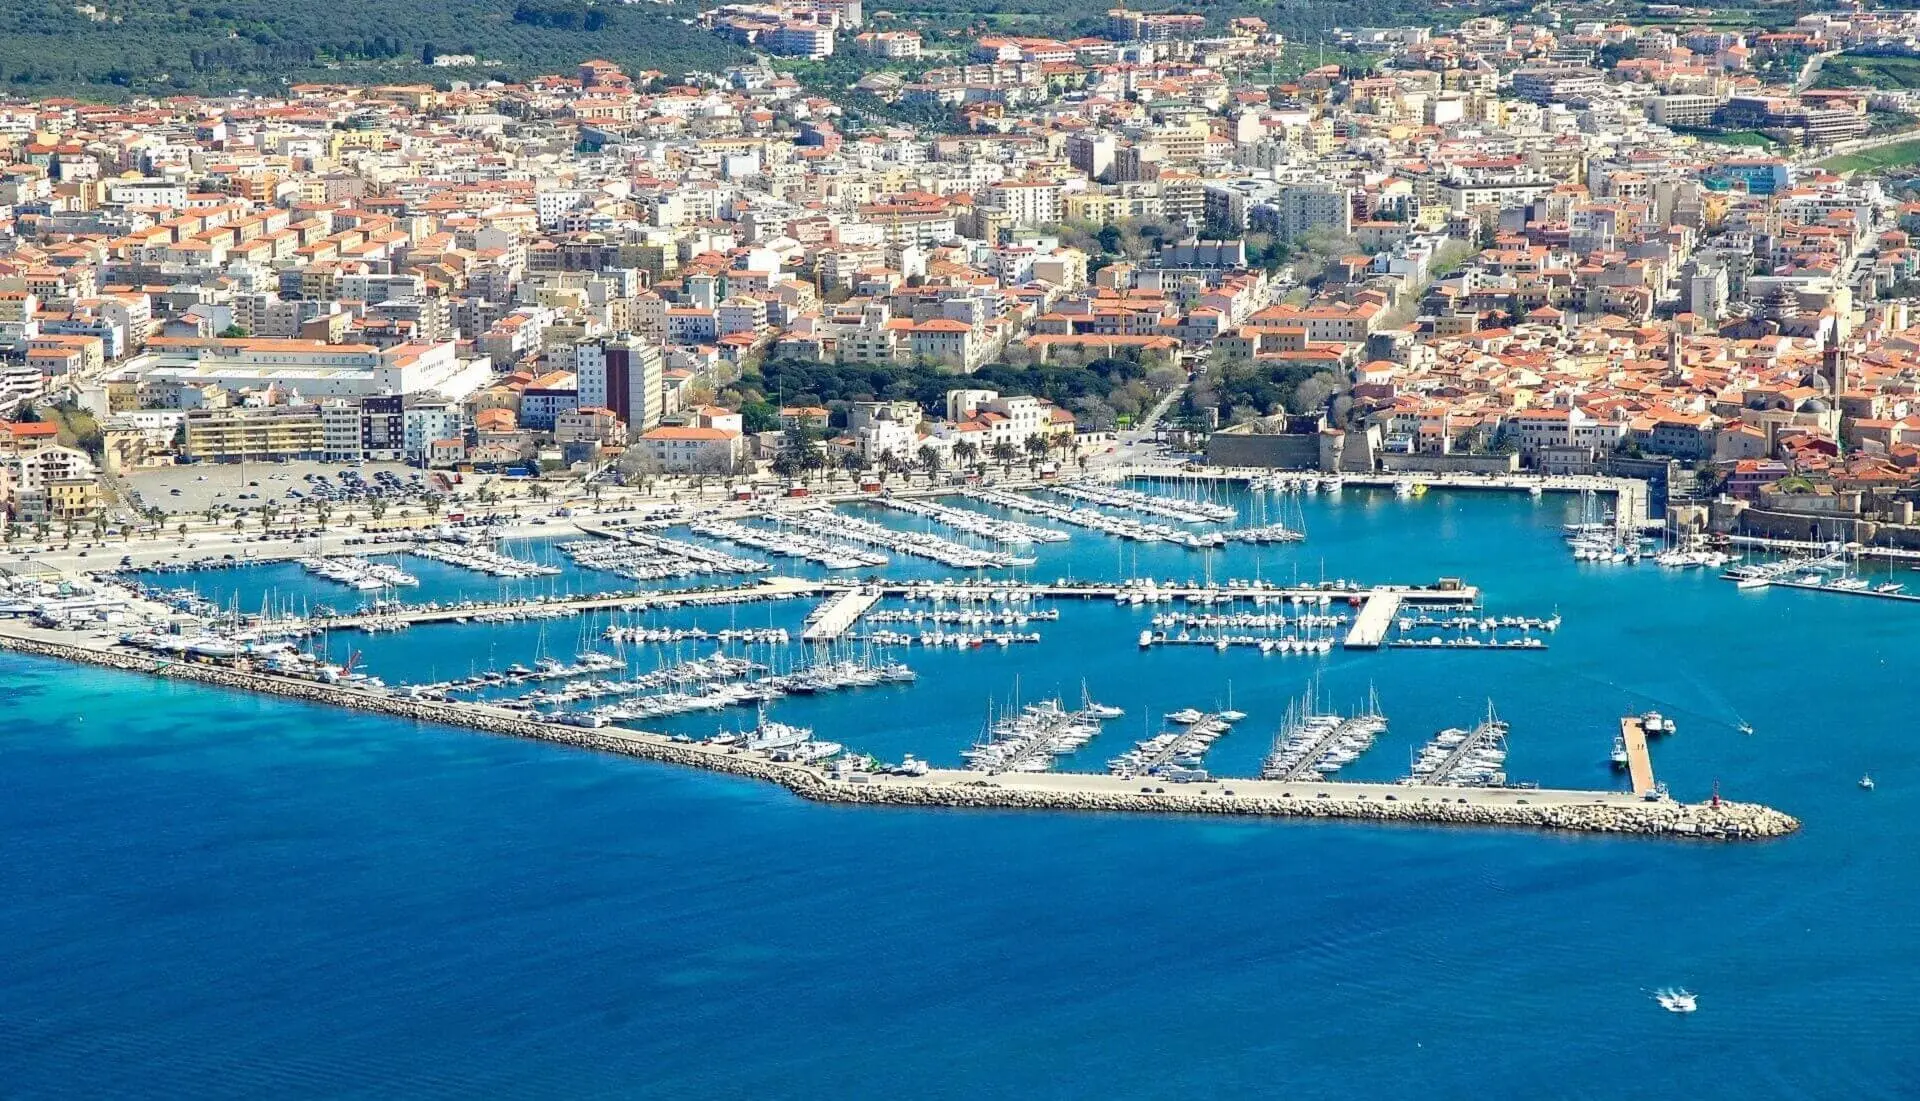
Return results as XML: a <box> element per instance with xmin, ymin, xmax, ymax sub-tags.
<box><xmin>183</xmin><ymin>406</ymin><xmax>325</xmax><ymax>461</ymax></box>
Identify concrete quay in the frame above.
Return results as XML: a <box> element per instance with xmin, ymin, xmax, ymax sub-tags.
<box><xmin>310</xmin><ymin>577</ymin><xmax>1479</xmax><ymax>630</ymax></box>
<box><xmin>0</xmin><ymin>630</ymin><xmax>1799</xmax><ymax>842</ymax></box>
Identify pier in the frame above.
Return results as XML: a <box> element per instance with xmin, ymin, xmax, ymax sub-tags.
<box><xmin>301</xmin><ymin>577</ymin><xmax>1478</xmax><ymax>632</ymax></box>
<box><xmin>1410</xmin><ymin>713</ymin><xmax>1509</xmax><ymax>786</ymax></box>
<box><xmin>1266</xmin><ymin>716</ymin><xmax>1379</xmax><ymax>782</ymax></box>
<box><xmin>802</xmin><ymin>586</ymin><xmax>883</xmax><ymax>641</ymax></box>
<box><xmin>1343</xmin><ymin>592</ymin><xmax>1403</xmax><ymax>649</ymax></box>
<box><xmin>1620</xmin><ymin>716</ymin><xmax>1656</xmax><ymax>797</ymax></box>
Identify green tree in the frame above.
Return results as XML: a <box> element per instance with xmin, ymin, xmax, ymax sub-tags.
<box><xmin>991</xmin><ymin>440</ymin><xmax>1018</xmax><ymax>475</ymax></box>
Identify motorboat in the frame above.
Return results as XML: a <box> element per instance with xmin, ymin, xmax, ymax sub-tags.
<box><xmin>1860</xmin><ymin>773</ymin><xmax>1875</xmax><ymax>791</ymax></box>
<box><xmin>1655</xmin><ymin>988</ymin><xmax>1698</xmax><ymax>1014</ymax></box>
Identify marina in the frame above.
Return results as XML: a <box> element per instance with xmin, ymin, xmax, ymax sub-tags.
<box><xmin>689</xmin><ymin>518</ymin><xmax>889</xmax><ymax>570</ymax></box>
<box><xmin>11</xmin><ymin>478</ymin><xmax>1819</xmax><ymax>847</ymax></box>
<box><xmin>402</xmin><ymin>540</ymin><xmax>563</xmax><ymax>579</ymax></box>
<box><xmin>1407</xmin><ymin>706</ymin><xmax>1514</xmax><ymax>787</ymax></box>
<box><xmin>1043</xmin><ymin>482</ymin><xmax>1239</xmax><ymax>524</ymax></box>
<box><xmin>298</xmin><ymin>555</ymin><xmax>420</xmax><ymax>591</ymax></box>
<box><xmin>1106</xmin><ymin>710</ymin><xmax>1241</xmax><ymax>780</ymax></box>
<box><xmin>777</xmin><ymin>510</ymin><xmax>1023</xmax><ymax>569</ymax></box>
<box><xmin>1262</xmin><ymin>687</ymin><xmax>1388</xmax><ymax>782</ymax></box>
<box><xmin>959</xmin><ymin>486</ymin><xmax>1225</xmax><ymax>546</ymax></box>
<box><xmin>962</xmin><ymin>695</ymin><xmax>1114</xmax><ymax>774</ymax></box>
<box><xmin>560</xmin><ymin>528</ymin><xmax>771</xmax><ymax>579</ymax></box>
<box><xmin>870</xmin><ymin>497</ymin><xmax>1069</xmax><ymax>546</ymax></box>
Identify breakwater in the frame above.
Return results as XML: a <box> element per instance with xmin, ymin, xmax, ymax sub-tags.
<box><xmin>0</xmin><ymin>634</ymin><xmax>1799</xmax><ymax>841</ymax></box>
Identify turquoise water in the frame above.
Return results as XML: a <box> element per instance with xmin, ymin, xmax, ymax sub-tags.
<box><xmin>9</xmin><ymin>487</ymin><xmax>1917</xmax><ymax>1096</ymax></box>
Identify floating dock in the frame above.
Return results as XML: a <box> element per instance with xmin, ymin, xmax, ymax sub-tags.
<box><xmin>1619</xmin><ymin>716</ymin><xmax>1656</xmax><ymax>797</ymax></box>
<box><xmin>802</xmin><ymin>587</ymin><xmax>883</xmax><ymax>642</ymax></box>
<box><xmin>1343</xmin><ymin>592</ymin><xmax>1403</xmax><ymax>649</ymax></box>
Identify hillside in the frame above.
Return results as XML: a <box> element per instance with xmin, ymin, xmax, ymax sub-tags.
<box><xmin>0</xmin><ymin>0</ymin><xmax>733</xmax><ymax>98</ymax></box>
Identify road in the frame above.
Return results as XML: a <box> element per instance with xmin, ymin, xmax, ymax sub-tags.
<box><xmin>1801</xmin><ymin>124</ymin><xmax>1920</xmax><ymax>169</ymax></box>
<box><xmin>1086</xmin><ymin>380</ymin><xmax>1192</xmax><ymax>471</ymax></box>
<box><xmin>1794</xmin><ymin>48</ymin><xmax>1838</xmax><ymax>94</ymax></box>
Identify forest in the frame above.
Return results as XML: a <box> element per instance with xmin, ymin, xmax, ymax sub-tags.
<box><xmin>0</xmin><ymin>0</ymin><xmax>731</xmax><ymax>96</ymax></box>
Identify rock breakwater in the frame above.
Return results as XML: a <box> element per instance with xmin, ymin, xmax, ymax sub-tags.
<box><xmin>0</xmin><ymin>634</ymin><xmax>1799</xmax><ymax>841</ymax></box>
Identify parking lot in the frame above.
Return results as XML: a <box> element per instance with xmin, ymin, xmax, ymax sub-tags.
<box><xmin>126</xmin><ymin>460</ymin><xmax>441</xmax><ymax>517</ymax></box>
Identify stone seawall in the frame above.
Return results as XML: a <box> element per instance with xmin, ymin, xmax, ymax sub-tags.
<box><xmin>0</xmin><ymin>635</ymin><xmax>1800</xmax><ymax>841</ymax></box>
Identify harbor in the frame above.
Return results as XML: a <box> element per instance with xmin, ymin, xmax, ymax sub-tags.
<box><xmin>2</xmin><ymin>475</ymin><xmax>1829</xmax><ymax>844</ymax></box>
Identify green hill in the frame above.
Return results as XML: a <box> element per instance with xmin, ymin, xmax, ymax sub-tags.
<box><xmin>0</xmin><ymin>0</ymin><xmax>733</xmax><ymax>98</ymax></box>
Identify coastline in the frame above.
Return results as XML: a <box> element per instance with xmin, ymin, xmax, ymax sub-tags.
<box><xmin>0</xmin><ymin>631</ymin><xmax>1801</xmax><ymax>842</ymax></box>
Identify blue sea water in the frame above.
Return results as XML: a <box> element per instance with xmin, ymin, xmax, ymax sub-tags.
<box><xmin>7</xmin><ymin>486</ymin><xmax>1920</xmax><ymax>1098</ymax></box>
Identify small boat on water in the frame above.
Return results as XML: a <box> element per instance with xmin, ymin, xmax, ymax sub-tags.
<box><xmin>1655</xmin><ymin>988</ymin><xmax>1698</xmax><ymax>1014</ymax></box>
<box><xmin>1610</xmin><ymin>734</ymin><xmax>1630</xmax><ymax>770</ymax></box>
<box><xmin>1737</xmin><ymin>720</ymin><xmax>1754</xmax><ymax>736</ymax></box>
<box><xmin>1860</xmin><ymin>773</ymin><xmax>1875</xmax><ymax>791</ymax></box>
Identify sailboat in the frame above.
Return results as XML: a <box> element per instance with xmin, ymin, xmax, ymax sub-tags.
<box><xmin>1218</xmin><ymin>681</ymin><xmax>1247</xmax><ymax>723</ymax></box>
<box><xmin>1079</xmin><ymin>681</ymin><xmax>1124</xmax><ymax>720</ymax></box>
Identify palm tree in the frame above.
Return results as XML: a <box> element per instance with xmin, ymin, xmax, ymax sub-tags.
<box><xmin>530</xmin><ymin>483</ymin><xmax>551</xmax><ymax>503</ymax></box>
<box><xmin>841</xmin><ymin>450</ymin><xmax>865</xmax><ymax>485</ymax></box>
<box><xmin>876</xmin><ymin>448</ymin><xmax>897</xmax><ymax>485</ymax></box>
<box><xmin>916</xmin><ymin>444</ymin><xmax>941</xmax><ymax>485</ymax></box>
<box><xmin>370</xmin><ymin>499</ymin><xmax>388</xmax><ymax>521</ymax></box>
<box><xmin>176</xmin><ymin>522</ymin><xmax>188</xmax><ymax>542</ymax></box>
<box><xmin>1024</xmin><ymin>433</ymin><xmax>1049</xmax><ymax>472</ymax></box>
<box><xmin>316</xmin><ymin>502</ymin><xmax>332</xmax><ymax>529</ymax></box>
<box><xmin>91</xmin><ymin>514</ymin><xmax>107</xmax><ymax>540</ymax></box>
<box><xmin>990</xmin><ymin>440</ymin><xmax>1018</xmax><ymax>476</ymax></box>
<box><xmin>953</xmin><ymin>439</ymin><xmax>979</xmax><ymax>474</ymax></box>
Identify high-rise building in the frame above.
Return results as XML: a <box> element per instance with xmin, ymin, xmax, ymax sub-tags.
<box><xmin>574</xmin><ymin>335</ymin><xmax>665</xmax><ymax>431</ymax></box>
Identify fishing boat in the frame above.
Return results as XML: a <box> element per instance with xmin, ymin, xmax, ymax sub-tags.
<box><xmin>1610</xmin><ymin>734</ymin><xmax>1630</xmax><ymax>770</ymax></box>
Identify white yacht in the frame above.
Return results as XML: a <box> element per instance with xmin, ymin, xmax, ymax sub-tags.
<box><xmin>1165</xmin><ymin>707</ymin><xmax>1205</xmax><ymax>725</ymax></box>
